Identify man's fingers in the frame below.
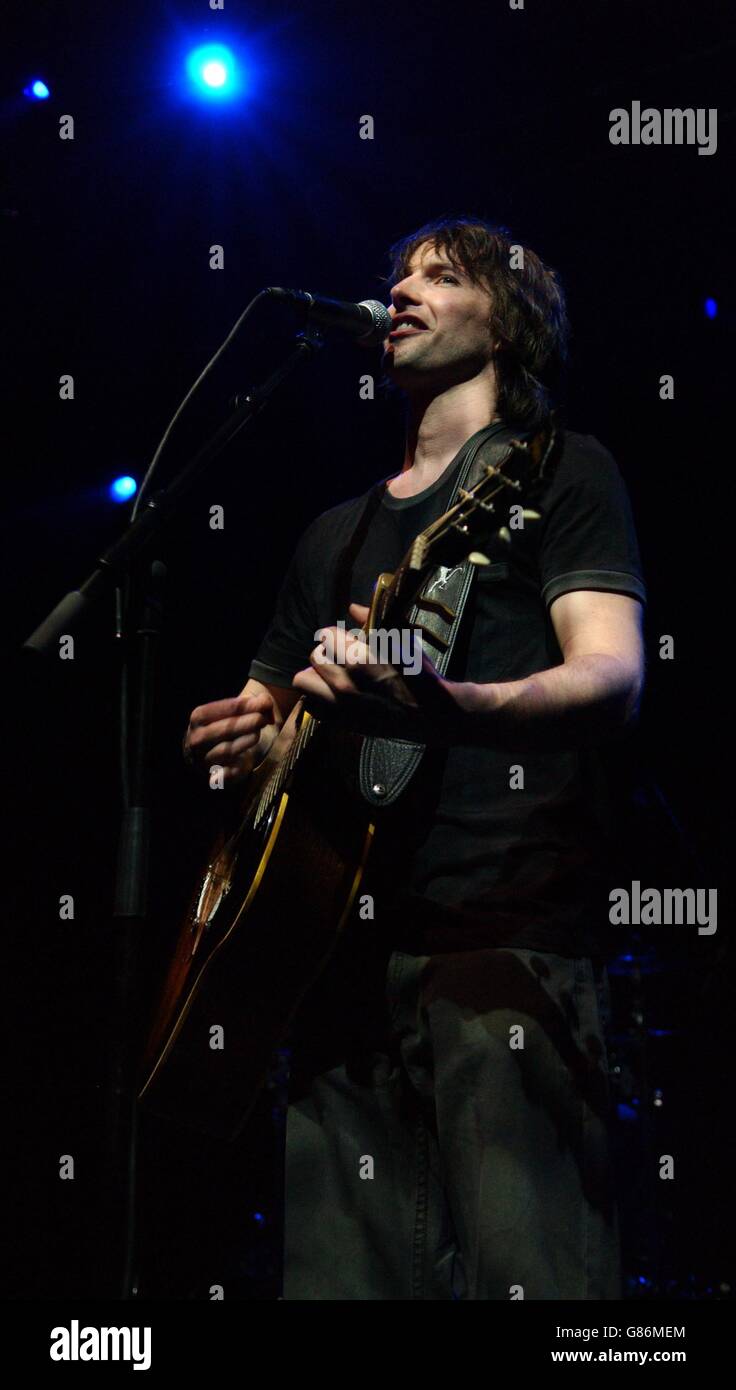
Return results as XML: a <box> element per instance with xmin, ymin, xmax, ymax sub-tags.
<box><xmin>201</xmin><ymin>734</ymin><xmax>261</xmax><ymax>767</ymax></box>
<box><xmin>189</xmin><ymin>693</ymin><xmax>272</xmax><ymax>730</ymax></box>
<box><xmin>308</xmin><ymin>647</ymin><xmax>361</xmax><ymax>693</ymax></box>
<box><xmin>293</xmin><ymin>667</ymin><xmax>338</xmax><ymax>703</ymax></box>
<box><xmin>188</xmin><ymin>709</ymin><xmax>267</xmax><ymax>751</ymax></box>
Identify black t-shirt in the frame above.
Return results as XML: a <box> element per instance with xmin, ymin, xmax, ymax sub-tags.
<box><xmin>249</xmin><ymin>422</ymin><xmax>646</xmax><ymax>958</ymax></box>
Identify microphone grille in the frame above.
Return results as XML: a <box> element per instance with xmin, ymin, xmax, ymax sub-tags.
<box><xmin>358</xmin><ymin>299</ymin><xmax>392</xmax><ymax>342</ymax></box>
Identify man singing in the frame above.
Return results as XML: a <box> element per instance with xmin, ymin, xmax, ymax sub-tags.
<box><xmin>184</xmin><ymin>216</ymin><xmax>645</xmax><ymax>1299</ymax></box>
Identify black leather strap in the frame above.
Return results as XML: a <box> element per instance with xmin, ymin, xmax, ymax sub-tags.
<box><xmin>358</xmin><ymin>422</ymin><xmax>528</xmax><ymax>807</ymax></box>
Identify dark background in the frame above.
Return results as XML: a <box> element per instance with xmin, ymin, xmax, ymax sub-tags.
<box><xmin>3</xmin><ymin>0</ymin><xmax>734</xmax><ymax>1299</ymax></box>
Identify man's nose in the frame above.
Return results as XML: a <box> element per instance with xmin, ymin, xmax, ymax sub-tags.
<box><xmin>390</xmin><ymin>274</ymin><xmax>422</xmax><ymax>309</ymax></box>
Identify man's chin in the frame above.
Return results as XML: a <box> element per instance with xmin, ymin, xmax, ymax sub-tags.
<box><xmin>382</xmin><ymin>354</ymin><xmax>451</xmax><ymax>394</ymax></box>
<box><xmin>382</xmin><ymin>345</ymin><xmax>429</xmax><ymax>382</ymax></box>
<box><xmin>383</xmin><ymin>345</ymin><xmax>490</xmax><ymax>396</ymax></box>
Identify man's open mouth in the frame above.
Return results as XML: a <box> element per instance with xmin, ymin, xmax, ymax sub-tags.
<box><xmin>388</xmin><ymin>316</ymin><xmax>429</xmax><ymax>339</ymax></box>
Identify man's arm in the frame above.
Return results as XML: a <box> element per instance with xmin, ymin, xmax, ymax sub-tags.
<box><xmin>454</xmin><ymin>589</ymin><xmax>645</xmax><ymax>749</ymax></box>
<box><xmin>294</xmin><ymin>591</ymin><xmax>645</xmax><ymax>751</ymax></box>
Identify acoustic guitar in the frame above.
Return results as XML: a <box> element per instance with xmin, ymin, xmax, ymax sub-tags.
<box><xmin>138</xmin><ymin>430</ymin><xmax>551</xmax><ymax>1139</ymax></box>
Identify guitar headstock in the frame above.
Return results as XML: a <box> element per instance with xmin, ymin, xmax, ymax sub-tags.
<box><xmin>408</xmin><ymin>428</ymin><xmax>553</xmax><ymax>573</ymax></box>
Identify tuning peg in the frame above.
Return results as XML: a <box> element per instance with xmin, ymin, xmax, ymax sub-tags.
<box><xmin>497</xmin><ymin>526</ymin><xmax>511</xmax><ymax>544</ymax></box>
<box><xmin>468</xmin><ymin>551</ymin><xmax>490</xmax><ymax>566</ymax></box>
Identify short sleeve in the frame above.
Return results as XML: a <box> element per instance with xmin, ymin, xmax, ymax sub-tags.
<box><xmin>248</xmin><ymin>516</ymin><xmax>327</xmax><ymax>687</ymax></box>
<box><xmin>539</xmin><ymin>433</ymin><xmax>646</xmax><ymax>609</ymax></box>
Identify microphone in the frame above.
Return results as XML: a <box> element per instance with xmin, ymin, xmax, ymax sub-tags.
<box><xmin>266</xmin><ymin>286</ymin><xmax>391</xmax><ymax>345</ymax></box>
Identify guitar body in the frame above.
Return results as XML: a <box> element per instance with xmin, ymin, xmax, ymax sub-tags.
<box><xmin>138</xmin><ymin>707</ymin><xmax>374</xmax><ymax>1141</ymax></box>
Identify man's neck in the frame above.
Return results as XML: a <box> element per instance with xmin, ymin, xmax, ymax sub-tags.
<box><xmin>388</xmin><ymin>379</ymin><xmax>501</xmax><ymax>499</ymax></box>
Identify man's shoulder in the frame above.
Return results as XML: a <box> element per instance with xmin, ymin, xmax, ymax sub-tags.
<box><xmin>549</xmin><ymin>427</ymin><xmax>627</xmax><ymax>495</ymax></box>
<box><xmin>559</xmin><ymin>427</ymin><xmax>618</xmax><ymax>469</ymax></box>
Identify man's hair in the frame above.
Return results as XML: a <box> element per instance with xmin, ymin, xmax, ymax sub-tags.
<box><xmin>381</xmin><ymin>214</ymin><xmax>570</xmax><ymax>431</ymax></box>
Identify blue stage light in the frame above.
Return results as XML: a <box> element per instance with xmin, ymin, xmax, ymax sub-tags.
<box><xmin>186</xmin><ymin>44</ymin><xmax>243</xmax><ymax>101</ymax></box>
<box><xmin>110</xmin><ymin>475</ymin><xmax>138</xmax><ymax>503</ymax></box>
<box><xmin>704</xmin><ymin>297</ymin><xmax>718</xmax><ymax>319</ymax></box>
<box><xmin>203</xmin><ymin>60</ymin><xmax>227</xmax><ymax>88</ymax></box>
<box><xmin>24</xmin><ymin>79</ymin><xmax>50</xmax><ymax>100</ymax></box>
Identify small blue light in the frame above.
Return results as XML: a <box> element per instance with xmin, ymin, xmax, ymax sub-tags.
<box><xmin>186</xmin><ymin>45</ymin><xmax>243</xmax><ymax>101</ymax></box>
<box><xmin>253</xmin><ymin>1211</ymin><xmax>265</xmax><ymax>1225</ymax></box>
<box><xmin>110</xmin><ymin>475</ymin><xmax>137</xmax><ymax>502</ymax></box>
<box><xmin>704</xmin><ymin>298</ymin><xmax>718</xmax><ymax>319</ymax></box>
<box><xmin>202</xmin><ymin>61</ymin><xmax>227</xmax><ymax>88</ymax></box>
<box><xmin>24</xmin><ymin>79</ymin><xmax>50</xmax><ymax>100</ymax></box>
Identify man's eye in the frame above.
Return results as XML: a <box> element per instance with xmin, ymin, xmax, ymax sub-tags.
<box><xmin>437</xmin><ymin>273</ymin><xmax>459</xmax><ymax>284</ymax></box>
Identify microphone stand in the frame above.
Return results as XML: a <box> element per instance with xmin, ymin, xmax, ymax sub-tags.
<box><xmin>23</xmin><ymin>323</ymin><xmax>325</xmax><ymax>1298</ymax></box>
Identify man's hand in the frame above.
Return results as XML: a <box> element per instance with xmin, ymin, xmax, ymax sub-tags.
<box><xmin>183</xmin><ymin>691</ymin><xmax>276</xmax><ymax>784</ymax></box>
<box><xmin>292</xmin><ymin>603</ymin><xmax>467</xmax><ymax>743</ymax></box>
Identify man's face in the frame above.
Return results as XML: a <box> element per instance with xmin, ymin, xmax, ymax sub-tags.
<box><xmin>382</xmin><ymin>240</ymin><xmax>497</xmax><ymax>393</ymax></box>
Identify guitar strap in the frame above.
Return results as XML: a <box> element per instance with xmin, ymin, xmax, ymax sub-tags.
<box><xmin>357</xmin><ymin>420</ymin><xmax>534</xmax><ymax>808</ymax></box>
